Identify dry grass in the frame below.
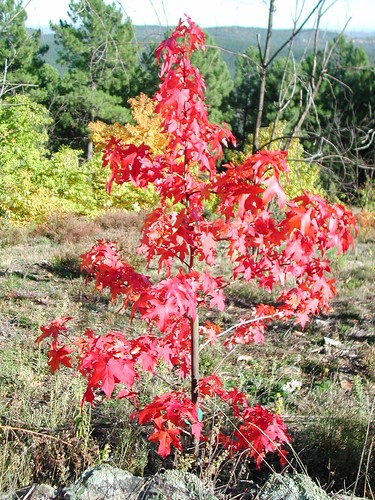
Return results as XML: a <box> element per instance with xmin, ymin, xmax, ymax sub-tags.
<box><xmin>34</xmin><ymin>212</ymin><xmax>101</xmax><ymax>244</ymax></box>
<box><xmin>0</xmin><ymin>211</ymin><xmax>373</xmax><ymax>497</ymax></box>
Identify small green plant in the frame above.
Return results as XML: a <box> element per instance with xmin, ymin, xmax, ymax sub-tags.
<box><xmin>48</xmin><ymin>253</ymin><xmax>83</xmax><ymax>278</ymax></box>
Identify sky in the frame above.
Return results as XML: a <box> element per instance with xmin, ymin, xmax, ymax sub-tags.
<box><xmin>23</xmin><ymin>0</ymin><xmax>375</xmax><ymax>33</ymax></box>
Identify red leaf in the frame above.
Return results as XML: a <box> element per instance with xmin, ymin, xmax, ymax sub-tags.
<box><xmin>149</xmin><ymin>416</ymin><xmax>182</xmax><ymax>459</ymax></box>
<box><xmin>199</xmin><ymin>321</ymin><xmax>221</xmax><ymax>345</ymax></box>
<box><xmin>101</xmin><ymin>358</ymin><xmax>137</xmax><ymax>398</ymax></box>
<box><xmin>48</xmin><ymin>341</ymin><xmax>73</xmax><ymax>374</ymax></box>
<box><xmin>36</xmin><ymin>316</ymin><xmax>73</xmax><ymax>343</ymax></box>
<box><xmin>262</xmin><ymin>175</ymin><xmax>286</xmax><ymax>208</ymax></box>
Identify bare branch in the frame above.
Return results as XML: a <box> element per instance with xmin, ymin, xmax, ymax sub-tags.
<box><xmin>286</xmin><ymin>17</ymin><xmax>351</xmax><ymax>148</ymax></box>
<box><xmin>268</xmin><ymin>0</ymin><xmax>327</xmax><ymax>66</ymax></box>
<box><xmin>0</xmin><ymin>59</ymin><xmax>8</xmax><ymax>99</ymax></box>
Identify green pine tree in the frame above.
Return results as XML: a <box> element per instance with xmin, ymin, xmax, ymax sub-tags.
<box><xmin>50</xmin><ymin>0</ymin><xmax>139</xmax><ymax>152</ymax></box>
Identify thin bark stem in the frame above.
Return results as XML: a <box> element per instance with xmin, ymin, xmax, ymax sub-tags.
<box><xmin>190</xmin><ymin>312</ymin><xmax>200</xmax><ymax>457</ymax></box>
<box><xmin>190</xmin><ymin>313</ymin><xmax>199</xmax><ymax>407</ymax></box>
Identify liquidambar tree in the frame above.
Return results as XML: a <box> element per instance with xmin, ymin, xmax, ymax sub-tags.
<box><xmin>38</xmin><ymin>17</ymin><xmax>357</xmax><ymax>465</ymax></box>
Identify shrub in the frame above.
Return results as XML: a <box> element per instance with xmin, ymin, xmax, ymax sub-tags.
<box><xmin>0</xmin><ymin>94</ymin><xmax>57</xmax><ymax>224</ymax></box>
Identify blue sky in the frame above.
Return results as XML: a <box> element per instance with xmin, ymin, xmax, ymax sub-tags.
<box><xmin>23</xmin><ymin>0</ymin><xmax>375</xmax><ymax>33</ymax></box>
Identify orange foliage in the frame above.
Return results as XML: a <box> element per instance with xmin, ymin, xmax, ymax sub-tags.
<box><xmin>89</xmin><ymin>94</ymin><xmax>168</xmax><ymax>155</ymax></box>
<box><xmin>355</xmin><ymin>209</ymin><xmax>375</xmax><ymax>240</ymax></box>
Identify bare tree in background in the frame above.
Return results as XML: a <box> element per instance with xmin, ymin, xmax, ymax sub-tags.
<box><xmin>232</xmin><ymin>0</ymin><xmax>374</xmax><ymax>203</ymax></box>
<box><xmin>0</xmin><ymin>0</ymin><xmax>41</xmax><ymax>99</ymax></box>
<box><xmin>252</xmin><ymin>0</ymin><xmax>330</xmax><ymax>152</ymax></box>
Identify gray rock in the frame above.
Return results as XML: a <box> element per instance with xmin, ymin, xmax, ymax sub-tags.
<box><xmin>63</xmin><ymin>464</ymin><xmax>218</xmax><ymax>500</ymax></box>
<box><xmin>27</xmin><ymin>484</ymin><xmax>57</xmax><ymax>499</ymax></box>
<box><xmin>63</xmin><ymin>465</ymin><xmax>143</xmax><ymax>499</ymax></box>
<box><xmin>259</xmin><ymin>473</ymin><xmax>330</xmax><ymax>500</ymax></box>
<box><xmin>1</xmin><ymin>484</ymin><xmax>56</xmax><ymax>500</ymax></box>
<box><xmin>142</xmin><ymin>469</ymin><xmax>217</xmax><ymax>500</ymax></box>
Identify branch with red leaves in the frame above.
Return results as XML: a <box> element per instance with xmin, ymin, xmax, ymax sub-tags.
<box><xmin>37</xmin><ymin>16</ymin><xmax>357</xmax><ymax>466</ymax></box>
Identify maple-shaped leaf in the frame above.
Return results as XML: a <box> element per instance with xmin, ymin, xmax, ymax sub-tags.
<box><xmin>136</xmin><ymin>350</ymin><xmax>157</xmax><ymax>373</ymax></box>
<box><xmin>81</xmin><ymin>386</ymin><xmax>95</xmax><ymax>405</ymax></box>
<box><xmin>199</xmin><ymin>270</ymin><xmax>226</xmax><ymax>311</ymax></box>
<box><xmin>103</xmin><ymin>141</ymin><xmax>157</xmax><ymax>193</ymax></box>
<box><xmin>140</xmin><ymin>274</ymin><xmax>197</xmax><ymax>332</ymax></box>
<box><xmin>209</xmin><ymin>290</ymin><xmax>226</xmax><ymax>311</ymax></box>
<box><xmin>251</xmin><ymin>150</ymin><xmax>289</xmax><ymax>179</ymax></box>
<box><xmin>226</xmin><ymin>320</ymin><xmax>266</xmax><ymax>346</ymax></box>
<box><xmin>149</xmin><ymin>416</ymin><xmax>182</xmax><ymax>459</ymax></box>
<box><xmin>36</xmin><ymin>316</ymin><xmax>73</xmax><ymax>343</ymax></box>
<box><xmin>255</xmin><ymin>304</ymin><xmax>276</xmax><ymax>319</ymax></box>
<box><xmin>262</xmin><ymin>175</ymin><xmax>286</xmax><ymax>209</ymax></box>
<box><xmin>199</xmin><ymin>229</ymin><xmax>216</xmax><ymax>265</ymax></box>
<box><xmin>240</xmin><ymin>405</ymin><xmax>290</xmax><ymax>469</ymax></box>
<box><xmin>74</xmin><ymin>330</ymin><xmax>139</xmax><ymax>401</ymax></box>
<box><xmin>284</xmin><ymin>235</ymin><xmax>307</xmax><ymax>262</ymax></box>
<box><xmin>191</xmin><ymin>421</ymin><xmax>203</xmax><ymax>442</ymax></box>
<box><xmin>199</xmin><ymin>374</ymin><xmax>223</xmax><ymax>397</ymax></box>
<box><xmin>101</xmin><ymin>358</ymin><xmax>137</xmax><ymax>398</ymax></box>
<box><xmin>155</xmin><ymin>36</ymin><xmax>177</xmax><ymax>75</ymax></box>
<box><xmin>218</xmin><ymin>387</ymin><xmax>249</xmax><ymax>414</ymax></box>
<box><xmin>48</xmin><ymin>341</ymin><xmax>73</xmax><ymax>374</ymax></box>
<box><xmin>163</xmin><ymin>87</ymin><xmax>190</xmax><ymax>114</ymax></box>
<box><xmin>155</xmin><ymin>341</ymin><xmax>176</xmax><ymax>369</ymax></box>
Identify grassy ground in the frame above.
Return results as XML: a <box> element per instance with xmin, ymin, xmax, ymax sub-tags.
<box><xmin>0</xmin><ymin>210</ymin><xmax>373</xmax><ymax>498</ymax></box>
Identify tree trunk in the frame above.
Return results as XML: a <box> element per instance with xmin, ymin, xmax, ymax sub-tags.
<box><xmin>87</xmin><ymin>138</ymin><xmax>94</xmax><ymax>160</ymax></box>
<box><xmin>253</xmin><ymin>0</ymin><xmax>275</xmax><ymax>153</ymax></box>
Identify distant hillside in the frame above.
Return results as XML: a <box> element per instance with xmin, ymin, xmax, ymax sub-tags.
<box><xmin>40</xmin><ymin>33</ymin><xmax>60</xmax><ymax>69</ymax></box>
<box><xmin>40</xmin><ymin>25</ymin><xmax>375</xmax><ymax>77</ymax></box>
<box><xmin>133</xmin><ymin>26</ymin><xmax>375</xmax><ymax>75</ymax></box>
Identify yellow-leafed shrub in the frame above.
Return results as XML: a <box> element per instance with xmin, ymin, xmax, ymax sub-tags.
<box><xmin>88</xmin><ymin>94</ymin><xmax>166</xmax><ymax>212</ymax></box>
<box><xmin>89</xmin><ymin>93</ymin><xmax>168</xmax><ymax>155</ymax></box>
<box><xmin>0</xmin><ymin>172</ymin><xmax>65</xmax><ymax>226</ymax></box>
